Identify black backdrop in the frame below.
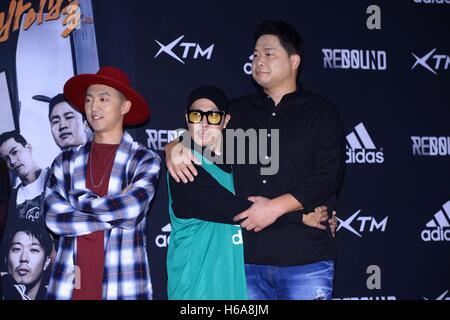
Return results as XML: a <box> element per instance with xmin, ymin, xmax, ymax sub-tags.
<box><xmin>1</xmin><ymin>0</ymin><xmax>449</xmax><ymax>300</ymax></box>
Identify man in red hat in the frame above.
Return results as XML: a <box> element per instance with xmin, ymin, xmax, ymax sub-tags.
<box><xmin>44</xmin><ymin>66</ymin><xmax>161</xmax><ymax>300</ymax></box>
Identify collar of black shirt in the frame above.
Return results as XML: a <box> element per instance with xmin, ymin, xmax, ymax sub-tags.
<box><xmin>256</xmin><ymin>83</ymin><xmax>303</xmax><ymax>109</ymax></box>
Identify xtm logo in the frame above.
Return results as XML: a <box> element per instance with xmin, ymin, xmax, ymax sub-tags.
<box><xmin>346</xmin><ymin>123</ymin><xmax>384</xmax><ymax>164</ymax></box>
<box><xmin>424</xmin><ymin>290</ymin><xmax>450</xmax><ymax>300</ymax></box>
<box><xmin>155</xmin><ymin>223</ymin><xmax>171</xmax><ymax>248</ymax></box>
<box><xmin>337</xmin><ymin>210</ymin><xmax>388</xmax><ymax>237</ymax></box>
<box><xmin>421</xmin><ymin>201</ymin><xmax>450</xmax><ymax>242</ymax></box>
<box><xmin>154</xmin><ymin>35</ymin><xmax>214</xmax><ymax>64</ymax></box>
<box><xmin>412</xmin><ymin>49</ymin><xmax>450</xmax><ymax>75</ymax></box>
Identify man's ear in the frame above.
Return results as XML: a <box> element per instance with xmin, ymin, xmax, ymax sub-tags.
<box><xmin>43</xmin><ymin>256</ymin><xmax>51</xmax><ymax>271</ymax></box>
<box><xmin>290</xmin><ymin>54</ymin><xmax>301</xmax><ymax>71</ymax></box>
<box><xmin>121</xmin><ymin>100</ymin><xmax>132</xmax><ymax>116</ymax></box>
<box><xmin>222</xmin><ymin>114</ymin><xmax>232</xmax><ymax>129</ymax></box>
<box><xmin>25</xmin><ymin>143</ymin><xmax>33</xmax><ymax>153</ymax></box>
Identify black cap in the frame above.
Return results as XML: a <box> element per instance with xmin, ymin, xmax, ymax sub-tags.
<box><xmin>187</xmin><ymin>85</ymin><xmax>229</xmax><ymax>112</ymax></box>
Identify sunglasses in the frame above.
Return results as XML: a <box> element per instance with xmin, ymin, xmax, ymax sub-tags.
<box><xmin>187</xmin><ymin>110</ymin><xmax>225</xmax><ymax>125</ymax></box>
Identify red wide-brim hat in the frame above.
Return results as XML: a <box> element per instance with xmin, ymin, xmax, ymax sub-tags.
<box><xmin>63</xmin><ymin>66</ymin><xmax>150</xmax><ymax>126</ymax></box>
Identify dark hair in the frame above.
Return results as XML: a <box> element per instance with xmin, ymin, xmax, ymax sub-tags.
<box><xmin>0</xmin><ymin>131</ymin><xmax>28</xmax><ymax>149</ymax></box>
<box><xmin>3</xmin><ymin>221</ymin><xmax>53</xmax><ymax>258</ymax></box>
<box><xmin>254</xmin><ymin>20</ymin><xmax>304</xmax><ymax>60</ymax></box>
<box><xmin>32</xmin><ymin>93</ymin><xmax>83</xmax><ymax>121</ymax></box>
<box><xmin>48</xmin><ymin>94</ymin><xmax>67</xmax><ymax>120</ymax></box>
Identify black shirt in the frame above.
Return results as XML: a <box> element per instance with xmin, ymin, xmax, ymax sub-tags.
<box><xmin>169</xmin><ymin>141</ymin><xmax>253</xmax><ymax>224</ymax></box>
<box><xmin>227</xmin><ymin>88</ymin><xmax>346</xmax><ymax>266</ymax></box>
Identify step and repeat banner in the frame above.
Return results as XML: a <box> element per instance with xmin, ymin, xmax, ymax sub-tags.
<box><xmin>0</xmin><ymin>0</ymin><xmax>448</xmax><ymax>300</ymax></box>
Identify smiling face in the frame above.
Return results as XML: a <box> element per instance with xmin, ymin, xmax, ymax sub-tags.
<box><xmin>252</xmin><ymin>34</ymin><xmax>300</xmax><ymax>92</ymax></box>
<box><xmin>50</xmin><ymin>102</ymin><xmax>87</xmax><ymax>149</ymax></box>
<box><xmin>7</xmin><ymin>231</ymin><xmax>50</xmax><ymax>286</ymax></box>
<box><xmin>186</xmin><ymin>98</ymin><xmax>230</xmax><ymax>148</ymax></box>
<box><xmin>84</xmin><ymin>84</ymin><xmax>131</xmax><ymax>137</ymax></box>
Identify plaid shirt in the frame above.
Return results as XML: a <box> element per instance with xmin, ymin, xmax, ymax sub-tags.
<box><xmin>44</xmin><ymin>132</ymin><xmax>161</xmax><ymax>300</ymax></box>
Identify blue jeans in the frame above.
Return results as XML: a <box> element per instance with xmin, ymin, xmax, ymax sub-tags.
<box><xmin>245</xmin><ymin>260</ymin><xmax>334</xmax><ymax>300</ymax></box>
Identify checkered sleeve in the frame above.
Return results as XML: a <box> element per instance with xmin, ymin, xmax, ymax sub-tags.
<box><xmin>44</xmin><ymin>150</ymin><xmax>161</xmax><ymax>237</ymax></box>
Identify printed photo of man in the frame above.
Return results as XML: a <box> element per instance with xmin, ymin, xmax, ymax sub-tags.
<box><xmin>0</xmin><ymin>131</ymin><xmax>49</xmax><ymax>227</ymax></box>
<box><xmin>0</xmin><ymin>220</ymin><xmax>52</xmax><ymax>300</ymax></box>
<box><xmin>33</xmin><ymin>94</ymin><xmax>90</xmax><ymax>150</ymax></box>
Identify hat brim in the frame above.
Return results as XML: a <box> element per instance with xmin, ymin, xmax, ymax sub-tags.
<box><xmin>63</xmin><ymin>74</ymin><xmax>150</xmax><ymax>126</ymax></box>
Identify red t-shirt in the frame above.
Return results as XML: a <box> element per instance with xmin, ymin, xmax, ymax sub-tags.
<box><xmin>72</xmin><ymin>142</ymin><xmax>119</xmax><ymax>300</ymax></box>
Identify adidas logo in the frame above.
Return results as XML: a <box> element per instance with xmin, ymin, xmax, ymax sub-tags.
<box><xmin>155</xmin><ymin>223</ymin><xmax>171</xmax><ymax>248</ymax></box>
<box><xmin>346</xmin><ymin>122</ymin><xmax>384</xmax><ymax>164</ymax></box>
<box><xmin>421</xmin><ymin>201</ymin><xmax>450</xmax><ymax>242</ymax></box>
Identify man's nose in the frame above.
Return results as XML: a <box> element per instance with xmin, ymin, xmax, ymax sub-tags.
<box><xmin>90</xmin><ymin>98</ymin><xmax>101</xmax><ymax>111</ymax></box>
<box><xmin>254</xmin><ymin>56</ymin><xmax>264</xmax><ymax>67</ymax></box>
<box><xmin>59</xmin><ymin>118</ymin><xmax>68</xmax><ymax>131</ymax></box>
<box><xmin>201</xmin><ymin>115</ymin><xmax>209</xmax><ymax>127</ymax></box>
<box><xmin>20</xmin><ymin>251</ymin><xmax>29</xmax><ymax>263</ymax></box>
<box><xmin>9</xmin><ymin>156</ymin><xmax>18</xmax><ymax>167</ymax></box>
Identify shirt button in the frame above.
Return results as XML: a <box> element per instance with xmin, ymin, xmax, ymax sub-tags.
<box><xmin>262</xmin><ymin>180</ymin><xmax>267</xmax><ymax>184</ymax></box>
<box><xmin>272</xmin><ymin>112</ymin><xmax>276</xmax><ymax>116</ymax></box>
<box><xmin>267</xmin><ymin>133</ymin><xmax>271</xmax><ymax>138</ymax></box>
